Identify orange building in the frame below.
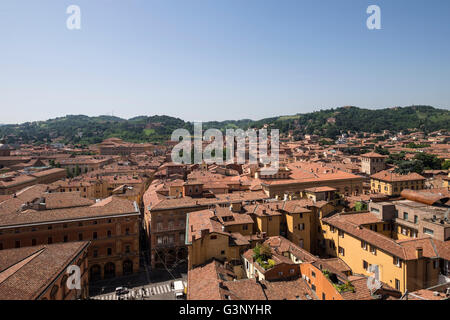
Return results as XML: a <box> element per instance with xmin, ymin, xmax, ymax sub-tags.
<box><xmin>0</xmin><ymin>185</ymin><xmax>140</xmax><ymax>282</ymax></box>
<box><xmin>0</xmin><ymin>242</ymin><xmax>90</xmax><ymax>300</ymax></box>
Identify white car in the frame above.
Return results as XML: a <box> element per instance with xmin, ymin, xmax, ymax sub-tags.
<box><xmin>173</xmin><ymin>281</ymin><xmax>185</xmax><ymax>299</ymax></box>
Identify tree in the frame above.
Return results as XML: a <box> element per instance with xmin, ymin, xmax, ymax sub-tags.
<box><xmin>394</xmin><ymin>160</ymin><xmax>424</xmax><ymax>174</ymax></box>
<box><xmin>375</xmin><ymin>146</ymin><xmax>389</xmax><ymax>155</ymax></box>
<box><xmin>386</xmin><ymin>152</ymin><xmax>405</xmax><ymax>165</ymax></box>
<box><xmin>442</xmin><ymin>160</ymin><xmax>450</xmax><ymax>170</ymax></box>
<box><xmin>259</xmin><ymin>244</ymin><xmax>272</xmax><ymax>261</ymax></box>
<box><xmin>354</xmin><ymin>201</ymin><xmax>368</xmax><ymax>211</ymax></box>
<box><xmin>413</xmin><ymin>153</ymin><xmax>442</xmax><ymax>170</ymax></box>
<box><xmin>74</xmin><ymin>165</ymin><xmax>81</xmax><ymax>177</ymax></box>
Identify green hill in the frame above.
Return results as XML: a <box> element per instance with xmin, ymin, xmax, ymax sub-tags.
<box><xmin>0</xmin><ymin>106</ymin><xmax>448</xmax><ymax>146</ymax></box>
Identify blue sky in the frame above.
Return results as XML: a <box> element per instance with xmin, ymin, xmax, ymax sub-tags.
<box><xmin>1</xmin><ymin>0</ymin><xmax>449</xmax><ymax>124</ymax></box>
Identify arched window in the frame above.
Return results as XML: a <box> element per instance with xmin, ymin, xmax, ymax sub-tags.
<box><xmin>50</xmin><ymin>285</ymin><xmax>59</xmax><ymax>300</ymax></box>
<box><xmin>61</xmin><ymin>275</ymin><xmax>68</xmax><ymax>298</ymax></box>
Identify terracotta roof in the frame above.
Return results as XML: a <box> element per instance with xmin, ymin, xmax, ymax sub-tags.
<box><xmin>187</xmin><ymin>261</ymin><xmax>224</xmax><ymax>300</ymax></box>
<box><xmin>260</xmin><ymin>161</ymin><xmax>364</xmax><ymax>186</ymax></box>
<box><xmin>0</xmin><ymin>196</ymin><xmax>138</xmax><ymax>228</ymax></box>
<box><xmin>304</xmin><ymin>186</ymin><xmax>337</xmax><ymax>193</ymax></box>
<box><xmin>370</xmin><ymin>170</ymin><xmax>425</xmax><ymax>182</ymax></box>
<box><xmin>400</xmin><ymin>189</ymin><xmax>450</xmax><ymax>206</ymax></box>
<box><xmin>335</xmin><ymin>212</ymin><xmax>383</xmax><ymax>226</ymax></box>
<box><xmin>361</xmin><ymin>152</ymin><xmax>388</xmax><ymax>158</ymax></box>
<box><xmin>187</xmin><ymin>260</ymin><xmax>317</xmax><ymax>300</ymax></box>
<box><xmin>0</xmin><ymin>242</ymin><xmax>90</xmax><ymax>300</ymax></box>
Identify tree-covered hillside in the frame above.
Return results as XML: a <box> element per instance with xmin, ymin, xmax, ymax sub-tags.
<box><xmin>0</xmin><ymin>106</ymin><xmax>448</xmax><ymax>146</ymax></box>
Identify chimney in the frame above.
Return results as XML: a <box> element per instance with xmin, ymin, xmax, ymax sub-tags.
<box><xmin>416</xmin><ymin>247</ymin><xmax>423</xmax><ymax>259</ymax></box>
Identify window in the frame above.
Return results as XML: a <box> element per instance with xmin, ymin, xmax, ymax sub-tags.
<box><xmin>363</xmin><ymin>260</ymin><xmax>369</xmax><ymax>270</ymax></box>
<box><xmin>395</xmin><ymin>279</ymin><xmax>400</xmax><ymax>290</ymax></box>
<box><xmin>370</xmin><ymin>246</ymin><xmax>377</xmax><ymax>255</ymax></box>
<box><xmin>299</xmin><ymin>239</ymin><xmax>304</xmax><ymax>248</ymax></box>
<box><xmin>433</xmin><ymin>260</ymin><xmax>439</xmax><ymax>269</ymax></box>
<box><xmin>125</xmin><ymin>228</ymin><xmax>130</xmax><ymax>235</ymax></box>
<box><xmin>32</xmin><ymin>239</ymin><xmax>36</xmax><ymax>246</ymax></box>
<box><xmin>311</xmin><ymin>271</ymin><xmax>316</xmax><ymax>278</ymax></box>
<box><xmin>125</xmin><ymin>245</ymin><xmax>130</xmax><ymax>253</ymax></box>
<box><xmin>393</xmin><ymin>257</ymin><xmax>402</xmax><ymax>267</ymax></box>
<box><xmin>93</xmin><ymin>220</ymin><xmax>98</xmax><ymax>225</ymax></box>
<box><xmin>401</xmin><ymin>227</ymin><xmax>408</xmax><ymax>236</ymax></box>
<box><xmin>48</xmin><ymin>226</ymin><xmax>52</xmax><ymax>230</ymax></box>
<box><xmin>414</xmin><ymin>215</ymin><xmax>418</xmax><ymax>224</ymax></box>
<box><xmin>361</xmin><ymin>241</ymin><xmax>368</xmax><ymax>250</ymax></box>
<box><xmin>107</xmin><ymin>248</ymin><xmax>112</xmax><ymax>256</ymax></box>
<box><xmin>311</xmin><ymin>284</ymin><xmax>316</xmax><ymax>292</ymax></box>
<box><xmin>78</xmin><ymin>233</ymin><xmax>83</xmax><ymax>241</ymax></box>
<box><xmin>221</xmin><ymin>250</ymin><xmax>225</xmax><ymax>255</ymax></box>
<box><xmin>298</xmin><ymin>223</ymin><xmax>305</xmax><ymax>231</ymax></box>
<box><xmin>93</xmin><ymin>232</ymin><xmax>97</xmax><ymax>240</ymax></box>
<box><xmin>278</xmin><ymin>272</ymin><xmax>283</xmax><ymax>276</ymax></box>
<box><xmin>243</xmin><ymin>225</ymin><xmax>248</xmax><ymax>230</ymax></box>
<box><xmin>423</xmin><ymin>228</ymin><xmax>434</xmax><ymax>236</ymax></box>
<box><xmin>180</xmin><ymin>233</ymin><xmax>185</xmax><ymax>243</ymax></box>
<box><xmin>290</xmin><ymin>269</ymin><xmax>295</xmax><ymax>274</ymax></box>
<box><xmin>322</xmin><ymin>293</ymin><xmax>326</xmax><ymax>300</ymax></box>
<box><xmin>93</xmin><ymin>250</ymin><xmax>98</xmax><ymax>258</ymax></box>
<box><xmin>63</xmin><ymin>235</ymin><xmax>68</xmax><ymax>242</ymax></box>
<box><xmin>210</xmin><ymin>235</ymin><xmax>217</xmax><ymax>240</ymax></box>
<box><xmin>48</xmin><ymin>237</ymin><xmax>53</xmax><ymax>244</ymax></box>
<box><xmin>107</xmin><ymin>230</ymin><xmax>112</xmax><ymax>238</ymax></box>
<box><xmin>0</xmin><ymin>242</ymin><xmax>2</xmax><ymax>250</ymax></box>
<box><xmin>383</xmin><ymin>224</ymin><xmax>390</xmax><ymax>231</ymax></box>
<box><xmin>338</xmin><ymin>246</ymin><xmax>345</xmax><ymax>256</ymax></box>
<box><xmin>338</xmin><ymin>230</ymin><xmax>344</xmax><ymax>238</ymax></box>
<box><xmin>403</xmin><ymin>212</ymin><xmax>409</xmax><ymax>220</ymax></box>
<box><xmin>78</xmin><ymin>222</ymin><xmax>83</xmax><ymax>227</ymax></box>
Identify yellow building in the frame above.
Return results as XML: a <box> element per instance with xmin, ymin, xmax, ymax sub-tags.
<box><xmin>370</xmin><ymin>170</ymin><xmax>425</xmax><ymax>196</ymax></box>
<box><xmin>186</xmin><ymin>206</ymin><xmax>261</xmax><ymax>269</ymax></box>
<box><xmin>320</xmin><ymin>212</ymin><xmax>448</xmax><ymax>293</ymax></box>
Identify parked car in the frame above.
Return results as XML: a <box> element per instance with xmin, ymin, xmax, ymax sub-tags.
<box><xmin>174</xmin><ymin>281</ymin><xmax>185</xmax><ymax>300</ymax></box>
<box><xmin>115</xmin><ymin>287</ymin><xmax>129</xmax><ymax>296</ymax></box>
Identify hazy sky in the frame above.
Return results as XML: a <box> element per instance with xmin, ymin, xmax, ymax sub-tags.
<box><xmin>1</xmin><ymin>0</ymin><xmax>449</xmax><ymax>124</ymax></box>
